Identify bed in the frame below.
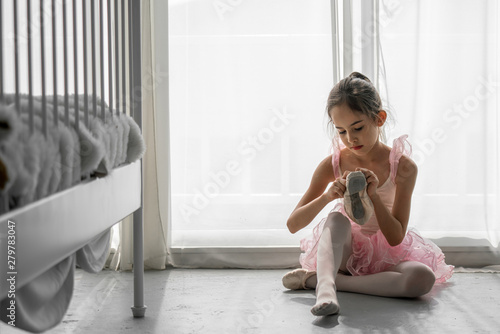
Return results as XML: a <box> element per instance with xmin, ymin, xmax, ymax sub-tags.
<box><xmin>0</xmin><ymin>0</ymin><xmax>146</xmax><ymax>332</ymax></box>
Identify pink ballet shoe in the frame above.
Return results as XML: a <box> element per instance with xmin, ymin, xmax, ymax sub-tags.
<box><xmin>344</xmin><ymin>171</ymin><xmax>373</xmax><ymax>225</ymax></box>
<box><xmin>282</xmin><ymin>269</ymin><xmax>316</xmax><ymax>290</ymax></box>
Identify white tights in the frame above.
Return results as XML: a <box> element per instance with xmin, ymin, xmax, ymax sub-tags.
<box><xmin>309</xmin><ymin>212</ymin><xmax>436</xmax><ymax>315</ymax></box>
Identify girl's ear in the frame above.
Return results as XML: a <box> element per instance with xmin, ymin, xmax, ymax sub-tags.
<box><xmin>377</xmin><ymin>110</ymin><xmax>387</xmax><ymax>126</ymax></box>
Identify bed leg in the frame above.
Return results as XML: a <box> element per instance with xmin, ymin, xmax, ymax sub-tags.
<box><xmin>131</xmin><ymin>207</ymin><xmax>147</xmax><ymax>318</ymax></box>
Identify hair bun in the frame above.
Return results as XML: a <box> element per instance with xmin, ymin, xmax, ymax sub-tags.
<box><xmin>349</xmin><ymin>72</ymin><xmax>372</xmax><ymax>83</ymax></box>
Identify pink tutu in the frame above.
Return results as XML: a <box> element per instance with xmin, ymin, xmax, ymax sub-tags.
<box><xmin>299</xmin><ymin>135</ymin><xmax>454</xmax><ymax>283</ymax></box>
<box><xmin>299</xmin><ymin>213</ymin><xmax>454</xmax><ymax>283</ymax></box>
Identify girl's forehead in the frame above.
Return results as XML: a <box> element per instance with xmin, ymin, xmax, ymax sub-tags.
<box><xmin>330</xmin><ymin>104</ymin><xmax>368</xmax><ymax>126</ymax></box>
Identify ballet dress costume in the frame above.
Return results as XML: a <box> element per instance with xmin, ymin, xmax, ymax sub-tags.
<box><xmin>299</xmin><ymin>135</ymin><xmax>454</xmax><ymax>283</ymax></box>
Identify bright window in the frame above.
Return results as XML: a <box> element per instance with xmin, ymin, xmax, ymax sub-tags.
<box><xmin>379</xmin><ymin>0</ymin><xmax>499</xmax><ymax>244</ymax></box>
<box><xmin>168</xmin><ymin>0</ymin><xmax>500</xmax><ymax>250</ymax></box>
<box><xmin>169</xmin><ymin>0</ymin><xmax>333</xmax><ymax>247</ymax></box>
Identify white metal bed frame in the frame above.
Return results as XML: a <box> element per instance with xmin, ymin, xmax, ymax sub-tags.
<box><xmin>0</xmin><ymin>0</ymin><xmax>146</xmax><ymax>324</ymax></box>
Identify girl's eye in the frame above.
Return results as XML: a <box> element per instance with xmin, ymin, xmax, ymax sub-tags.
<box><xmin>338</xmin><ymin>126</ymin><xmax>362</xmax><ymax>135</ymax></box>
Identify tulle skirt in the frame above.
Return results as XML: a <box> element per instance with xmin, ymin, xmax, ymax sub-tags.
<box><xmin>299</xmin><ymin>216</ymin><xmax>454</xmax><ymax>283</ymax></box>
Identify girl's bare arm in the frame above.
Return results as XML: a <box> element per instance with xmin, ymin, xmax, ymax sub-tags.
<box><xmin>287</xmin><ymin>155</ymin><xmax>342</xmax><ymax>234</ymax></box>
<box><xmin>370</xmin><ymin>156</ymin><xmax>418</xmax><ymax>246</ymax></box>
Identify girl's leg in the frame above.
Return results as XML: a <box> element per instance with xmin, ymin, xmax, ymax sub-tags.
<box><xmin>311</xmin><ymin>212</ymin><xmax>352</xmax><ymax>316</ymax></box>
<box><xmin>335</xmin><ymin>261</ymin><xmax>436</xmax><ymax>298</ymax></box>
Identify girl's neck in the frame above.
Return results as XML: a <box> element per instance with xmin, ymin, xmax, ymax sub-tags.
<box><xmin>353</xmin><ymin>140</ymin><xmax>389</xmax><ymax>165</ymax></box>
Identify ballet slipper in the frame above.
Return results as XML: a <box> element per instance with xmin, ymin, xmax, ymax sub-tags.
<box><xmin>343</xmin><ymin>171</ymin><xmax>373</xmax><ymax>225</ymax></box>
<box><xmin>282</xmin><ymin>269</ymin><xmax>316</xmax><ymax>290</ymax></box>
<box><xmin>311</xmin><ymin>301</ymin><xmax>340</xmax><ymax>316</ymax></box>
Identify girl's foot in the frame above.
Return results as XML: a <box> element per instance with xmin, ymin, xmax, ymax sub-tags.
<box><xmin>311</xmin><ymin>301</ymin><xmax>340</xmax><ymax>316</ymax></box>
<box><xmin>282</xmin><ymin>269</ymin><xmax>316</xmax><ymax>290</ymax></box>
<box><xmin>311</xmin><ymin>283</ymin><xmax>340</xmax><ymax>316</ymax></box>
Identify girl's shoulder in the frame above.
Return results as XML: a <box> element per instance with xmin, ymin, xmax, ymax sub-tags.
<box><xmin>318</xmin><ymin>154</ymin><xmax>335</xmax><ymax>177</ymax></box>
<box><xmin>306</xmin><ymin>155</ymin><xmax>336</xmax><ymax>191</ymax></box>
<box><xmin>394</xmin><ymin>154</ymin><xmax>418</xmax><ymax>185</ymax></box>
<box><xmin>388</xmin><ymin>134</ymin><xmax>415</xmax><ymax>184</ymax></box>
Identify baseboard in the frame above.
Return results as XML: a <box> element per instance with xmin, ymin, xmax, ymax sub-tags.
<box><xmin>168</xmin><ymin>243</ymin><xmax>500</xmax><ymax>269</ymax></box>
<box><xmin>168</xmin><ymin>247</ymin><xmax>301</xmax><ymax>269</ymax></box>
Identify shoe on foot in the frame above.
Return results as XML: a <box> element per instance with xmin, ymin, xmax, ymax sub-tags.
<box><xmin>343</xmin><ymin>171</ymin><xmax>373</xmax><ymax>225</ymax></box>
<box><xmin>282</xmin><ymin>269</ymin><xmax>316</xmax><ymax>290</ymax></box>
<box><xmin>311</xmin><ymin>301</ymin><xmax>340</xmax><ymax>316</ymax></box>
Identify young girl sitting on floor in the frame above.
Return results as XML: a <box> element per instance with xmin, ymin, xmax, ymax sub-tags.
<box><xmin>283</xmin><ymin>72</ymin><xmax>453</xmax><ymax>316</ymax></box>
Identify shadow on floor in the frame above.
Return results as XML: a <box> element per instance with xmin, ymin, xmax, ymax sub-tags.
<box><xmin>284</xmin><ymin>286</ymin><xmax>441</xmax><ymax>331</ymax></box>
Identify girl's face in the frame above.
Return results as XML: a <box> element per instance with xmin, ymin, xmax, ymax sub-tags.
<box><xmin>330</xmin><ymin>103</ymin><xmax>383</xmax><ymax>156</ymax></box>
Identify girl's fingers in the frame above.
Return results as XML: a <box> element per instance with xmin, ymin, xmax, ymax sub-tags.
<box><xmin>331</xmin><ymin>179</ymin><xmax>346</xmax><ymax>197</ymax></box>
<box><xmin>355</xmin><ymin>167</ymin><xmax>377</xmax><ymax>181</ymax></box>
<box><xmin>355</xmin><ymin>167</ymin><xmax>371</xmax><ymax>177</ymax></box>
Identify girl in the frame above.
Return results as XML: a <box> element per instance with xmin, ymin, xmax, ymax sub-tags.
<box><xmin>283</xmin><ymin>72</ymin><xmax>453</xmax><ymax>316</ymax></box>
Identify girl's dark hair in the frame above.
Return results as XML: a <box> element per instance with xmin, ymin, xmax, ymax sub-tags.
<box><xmin>327</xmin><ymin>72</ymin><xmax>382</xmax><ymax>119</ymax></box>
<box><xmin>326</xmin><ymin>72</ymin><xmax>388</xmax><ymax>142</ymax></box>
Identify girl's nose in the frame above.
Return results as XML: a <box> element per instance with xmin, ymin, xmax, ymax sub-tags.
<box><xmin>347</xmin><ymin>131</ymin><xmax>356</xmax><ymax>144</ymax></box>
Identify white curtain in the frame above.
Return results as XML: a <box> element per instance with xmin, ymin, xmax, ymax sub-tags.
<box><xmin>164</xmin><ymin>0</ymin><xmax>499</xmax><ymax>267</ymax></box>
<box><xmin>378</xmin><ymin>0</ymin><xmax>500</xmax><ymax>247</ymax></box>
<box><xmin>168</xmin><ymin>0</ymin><xmax>334</xmax><ymax>258</ymax></box>
<box><xmin>112</xmin><ymin>0</ymin><xmax>169</xmax><ymax>270</ymax></box>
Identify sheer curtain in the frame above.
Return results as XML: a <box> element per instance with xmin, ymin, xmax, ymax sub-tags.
<box><xmin>168</xmin><ymin>0</ymin><xmax>334</xmax><ymax>261</ymax></box>
<box><xmin>166</xmin><ymin>0</ymin><xmax>500</xmax><ymax>267</ymax></box>
<box><xmin>112</xmin><ymin>0</ymin><xmax>169</xmax><ymax>270</ymax></box>
<box><xmin>378</xmin><ymin>0</ymin><xmax>500</xmax><ymax>248</ymax></box>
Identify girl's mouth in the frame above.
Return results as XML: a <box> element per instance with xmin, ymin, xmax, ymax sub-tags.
<box><xmin>352</xmin><ymin>145</ymin><xmax>363</xmax><ymax>150</ymax></box>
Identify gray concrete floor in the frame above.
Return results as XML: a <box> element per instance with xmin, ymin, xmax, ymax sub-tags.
<box><xmin>1</xmin><ymin>268</ymin><xmax>500</xmax><ymax>334</ymax></box>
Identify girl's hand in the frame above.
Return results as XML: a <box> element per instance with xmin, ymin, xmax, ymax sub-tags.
<box><xmin>325</xmin><ymin>171</ymin><xmax>349</xmax><ymax>201</ymax></box>
<box><xmin>355</xmin><ymin>167</ymin><xmax>379</xmax><ymax>198</ymax></box>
